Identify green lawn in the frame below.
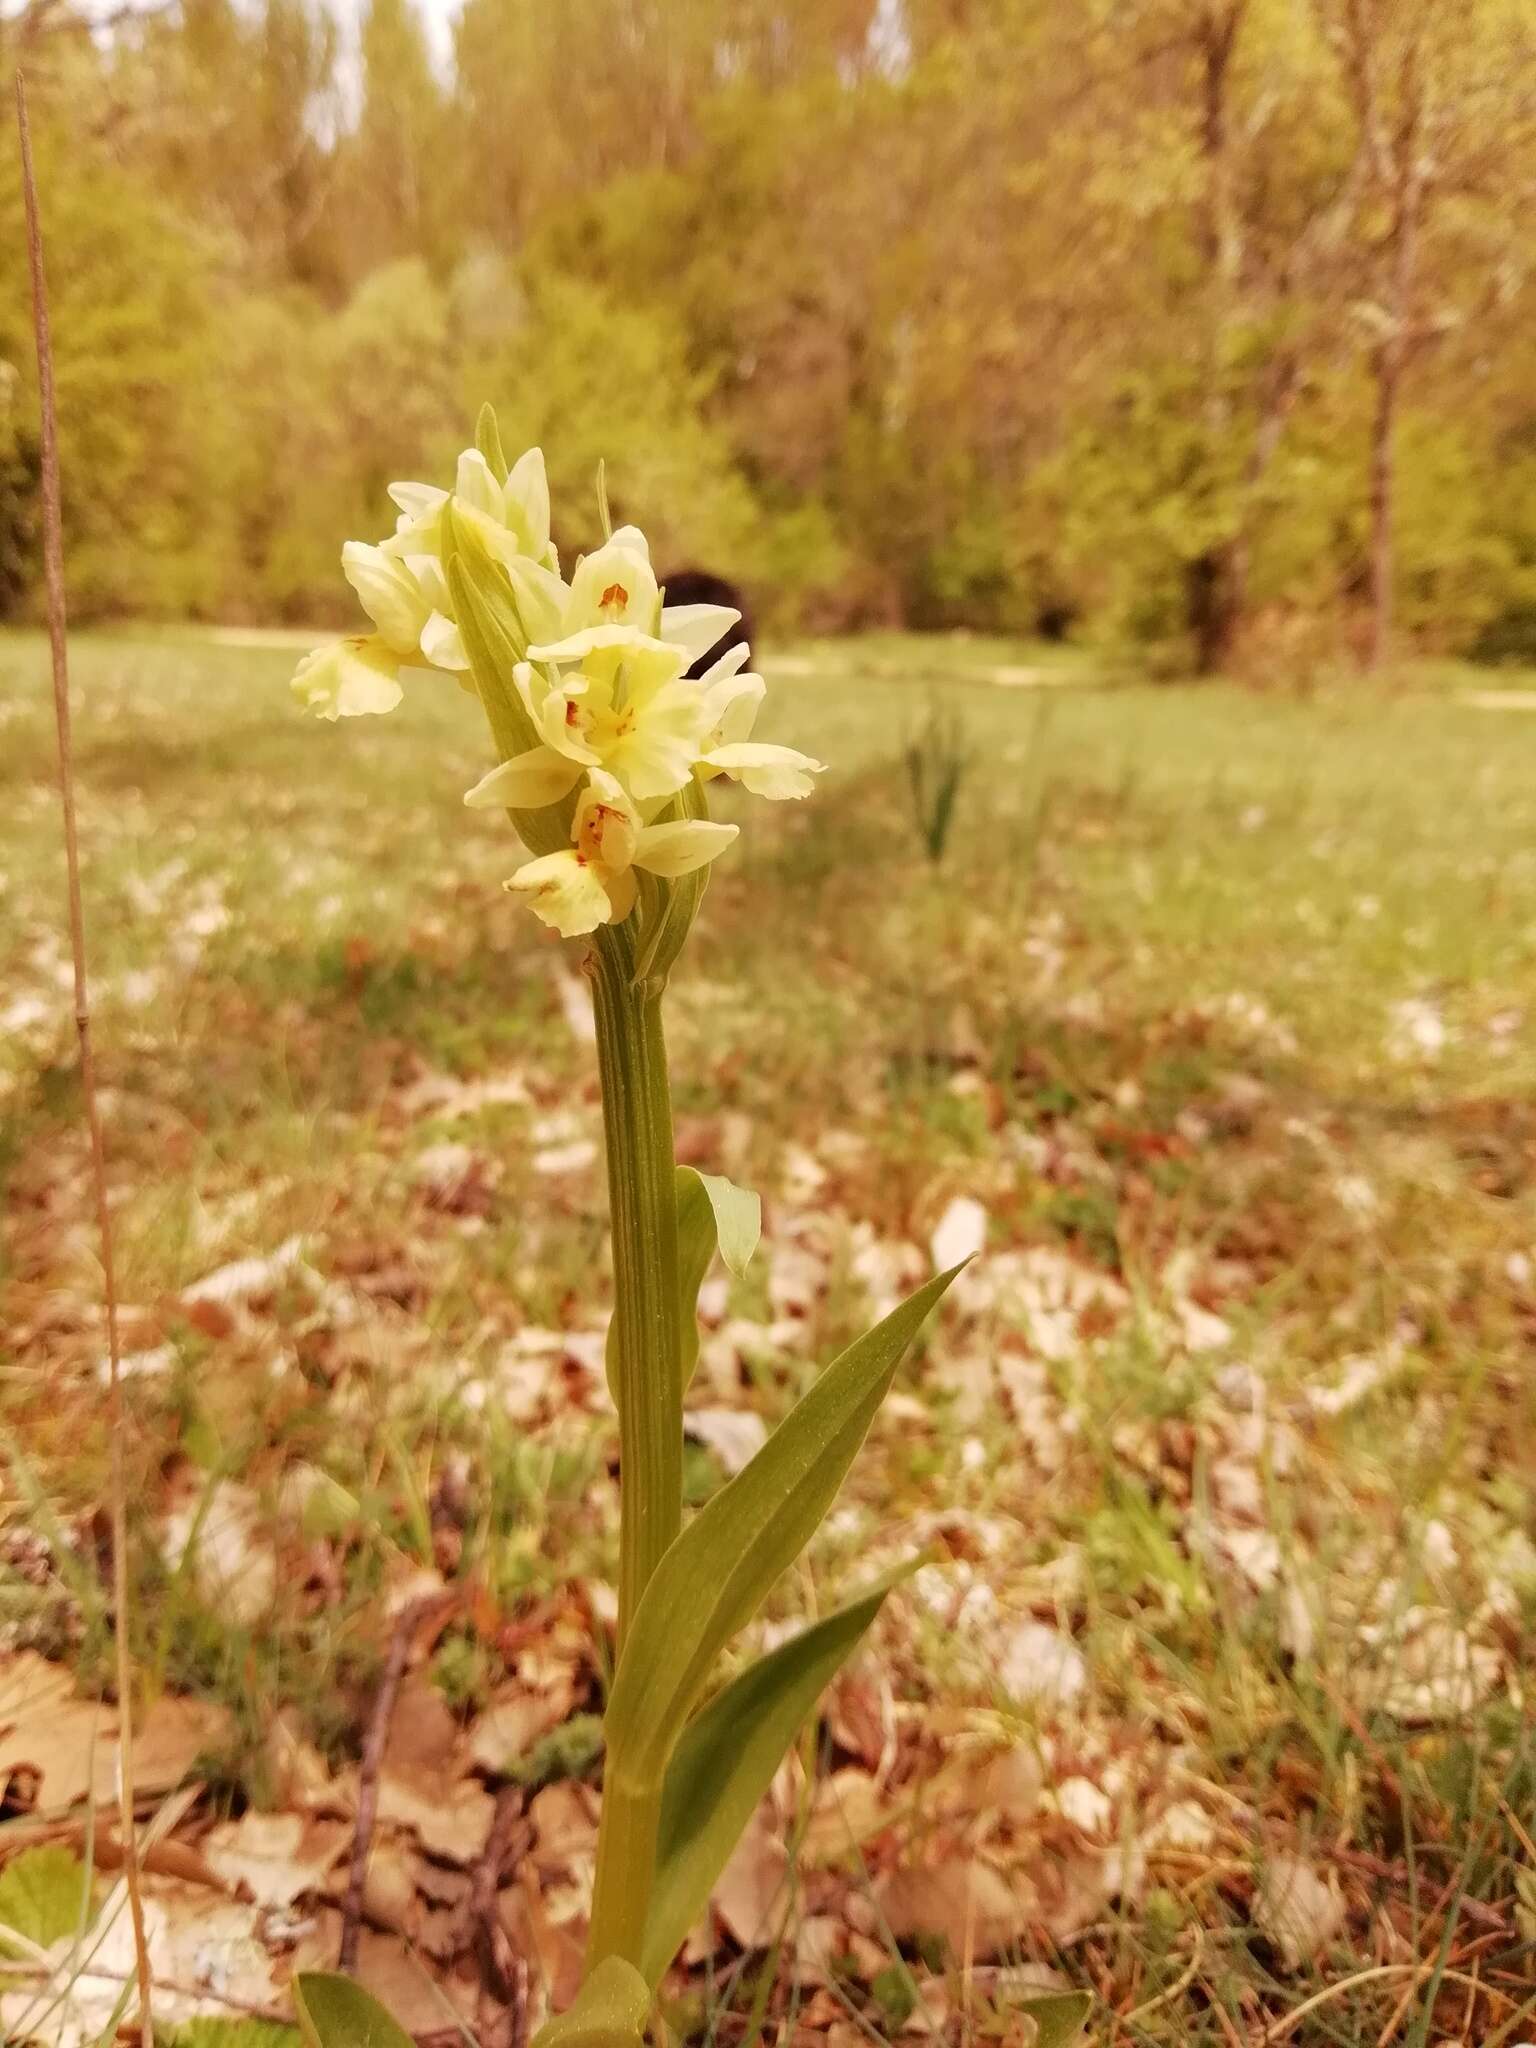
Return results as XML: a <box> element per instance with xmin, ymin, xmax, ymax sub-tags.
<box><xmin>3</xmin><ymin>628</ymin><xmax>1535</xmax><ymax>2045</ymax></box>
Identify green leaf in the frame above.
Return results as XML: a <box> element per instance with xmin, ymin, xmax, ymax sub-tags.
<box><xmin>530</xmin><ymin>1956</ymin><xmax>651</xmax><ymax>2048</ymax></box>
<box><xmin>1019</xmin><ymin>1993</ymin><xmax>1093</xmax><ymax>2047</ymax></box>
<box><xmin>595</xmin><ymin>457</ymin><xmax>612</xmax><ymax>542</ymax></box>
<box><xmin>675</xmin><ymin>1168</ymin><xmax>760</xmax><ymax>1391</ymax></box>
<box><xmin>693</xmin><ymin>1172</ymin><xmax>760</xmax><ymax>1279</ymax></box>
<box><xmin>640</xmin><ymin>1573</ymin><xmax>906</xmax><ymax>1985</ymax></box>
<box><xmin>0</xmin><ymin>1845</ymin><xmax>92</xmax><ymax>1953</ymax></box>
<box><xmin>869</xmin><ymin>1965</ymin><xmax>917</xmax><ymax>2029</ymax></box>
<box><xmin>292</xmin><ymin>1973</ymin><xmax>415</xmax><ymax>2048</ymax></box>
<box><xmin>605</xmin><ymin>1263</ymin><xmax>963</xmax><ymax>1791</ymax></box>
<box><xmin>167</xmin><ymin>2022</ymin><xmax>302</xmax><ymax>2048</ymax></box>
<box><xmin>609</xmin><ymin>1167</ymin><xmax>762</xmax><ymax>1400</ymax></box>
<box><xmin>475</xmin><ymin>402</ymin><xmax>508</xmax><ymax>483</ymax></box>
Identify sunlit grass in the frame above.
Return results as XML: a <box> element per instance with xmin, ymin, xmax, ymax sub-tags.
<box><xmin>3</xmin><ymin>628</ymin><xmax>1536</xmax><ymax>2041</ymax></box>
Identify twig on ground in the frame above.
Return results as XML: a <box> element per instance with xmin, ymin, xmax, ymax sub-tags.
<box><xmin>15</xmin><ymin>68</ymin><xmax>155</xmax><ymax>2048</ymax></box>
<box><xmin>0</xmin><ymin>1960</ymin><xmax>283</xmax><ymax>2024</ymax></box>
<box><xmin>338</xmin><ymin>1589</ymin><xmax>458</xmax><ymax>1974</ymax></box>
<box><xmin>460</xmin><ymin>1784</ymin><xmax>531</xmax><ymax>2048</ymax></box>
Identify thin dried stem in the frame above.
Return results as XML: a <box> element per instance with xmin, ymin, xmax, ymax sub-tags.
<box><xmin>15</xmin><ymin>69</ymin><xmax>155</xmax><ymax>2048</ymax></box>
<box><xmin>339</xmin><ymin>1588</ymin><xmax>458</xmax><ymax>1973</ymax></box>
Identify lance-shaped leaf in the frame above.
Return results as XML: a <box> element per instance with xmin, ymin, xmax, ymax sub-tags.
<box><xmin>530</xmin><ymin>1956</ymin><xmax>651</xmax><ymax>2048</ymax></box>
<box><xmin>475</xmin><ymin>401</ymin><xmax>509</xmax><ymax>483</ymax></box>
<box><xmin>447</xmin><ymin>530</ymin><xmax>570</xmax><ymax>860</ymax></box>
<box><xmin>292</xmin><ymin>1973</ymin><xmax>414</xmax><ymax>2048</ymax></box>
<box><xmin>604</xmin><ymin>1263</ymin><xmax>963</xmax><ymax>1790</ymax></box>
<box><xmin>639</xmin><ymin>1570</ymin><xmax>909</xmax><ymax>1985</ymax></box>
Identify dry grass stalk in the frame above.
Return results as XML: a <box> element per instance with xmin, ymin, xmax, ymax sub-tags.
<box><xmin>15</xmin><ymin>68</ymin><xmax>156</xmax><ymax>2048</ymax></box>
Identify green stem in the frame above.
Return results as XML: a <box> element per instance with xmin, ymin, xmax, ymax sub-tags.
<box><xmin>590</xmin><ymin>929</ymin><xmax>683</xmax><ymax>1639</ymax></box>
<box><xmin>586</xmin><ymin>1761</ymin><xmax>661</xmax><ymax>1975</ymax></box>
<box><xmin>585</xmin><ymin>922</ymin><xmax>681</xmax><ymax>1971</ymax></box>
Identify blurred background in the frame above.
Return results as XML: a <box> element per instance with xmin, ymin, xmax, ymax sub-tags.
<box><xmin>5</xmin><ymin>8</ymin><xmax>1536</xmax><ymax>2042</ymax></box>
<box><xmin>2</xmin><ymin>0</ymin><xmax>1535</xmax><ymax>676</ymax></box>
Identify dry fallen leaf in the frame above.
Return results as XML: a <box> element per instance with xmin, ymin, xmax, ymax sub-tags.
<box><xmin>528</xmin><ymin>1778</ymin><xmax>600</xmax><ymax>1874</ymax></box>
<box><xmin>684</xmin><ymin>1406</ymin><xmax>769</xmax><ymax>1476</ymax></box>
<box><xmin>502</xmin><ymin>1861</ymin><xmax>584</xmax><ymax>2015</ymax></box>
<box><xmin>295</xmin><ymin>1908</ymin><xmax>480</xmax><ymax>2033</ymax></box>
<box><xmin>877</xmin><ymin>1856</ymin><xmax>1036</xmax><ymax>1962</ymax></box>
<box><xmin>998</xmin><ymin>1621</ymin><xmax>1088</xmax><ymax>1713</ymax></box>
<box><xmin>0</xmin><ymin>1652</ymin><xmax>229</xmax><ymax>1815</ymax></box>
<box><xmin>1</xmin><ymin>1881</ymin><xmax>291</xmax><ymax>2043</ymax></box>
<box><xmin>467</xmin><ymin>1678</ymin><xmax>578</xmax><ymax>1775</ymax></box>
<box><xmin>801</xmin><ymin>1766</ymin><xmax>899</xmax><ymax>1863</ymax></box>
<box><xmin>931</xmin><ymin>1195</ymin><xmax>989</xmax><ymax>1272</ymax></box>
<box><xmin>264</xmin><ymin>1707</ymin><xmax>337</xmax><ymax>1813</ymax></box>
<box><xmin>711</xmin><ymin>1818</ymin><xmax>790</xmax><ymax>1952</ymax></box>
<box><xmin>160</xmin><ymin>1477</ymin><xmax>278</xmax><ymax>1627</ymax></box>
<box><xmin>1255</xmin><ymin>1854</ymin><xmax>1345</xmax><ymax>1969</ymax></box>
<box><xmin>367</xmin><ymin>1677</ymin><xmax>496</xmax><ymax>1863</ymax></box>
<box><xmin>181</xmin><ymin>1235</ymin><xmax>313</xmax><ymax>1309</ymax></box>
<box><xmin>202</xmin><ymin>1808</ymin><xmax>349</xmax><ymax>1906</ymax></box>
<box><xmin>939</xmin><ymin>1739</ymin><xmax>1044</xmax><ymax>1827</ymax></box>
<box><xmin>1359</xmin><ymin>1611</ymin><xmax>1503</xmax><ymax>1723</ymax></box>
<box><xmin>331</xmin><ymin>1831</ymin><xmax>425</xmax><ymax>1939</ymax></box>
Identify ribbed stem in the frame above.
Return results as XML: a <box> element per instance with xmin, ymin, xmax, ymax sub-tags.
<box><xmin>586</xmin><ymin>1763</ymin><xmax>661</xmax><ymax>1972</ymax></box>
<box><xmin>591</xmin><ymin>931</ymin><xmax>683</xmax><ymax>1641</ymax></box>
<box><xmin>586</xmin><ymin>925</ymin><xmax>682</xmax><ymax>1970</ymax></box>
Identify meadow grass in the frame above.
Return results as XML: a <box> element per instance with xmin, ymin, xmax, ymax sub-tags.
<box><xmin>2</xmin><ymin>628</ymin><xmax>1535</xmax><ymax>2043</ymax></box>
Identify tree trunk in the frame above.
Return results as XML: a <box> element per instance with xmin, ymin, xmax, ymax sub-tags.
<box><xmin>1189</xmin><ymin>3</ymin><xmax>1249</xmax><ymax>677</ymax></box>
<box><xmin>1366</xmin><ymin>343</ymin><xmax>1398</xmax><ymax>672</ymax></box>
<box><xmin>1187</xmin><ymin>544</ymin><xmax>1245</xmax><ymax>676</ymax></box>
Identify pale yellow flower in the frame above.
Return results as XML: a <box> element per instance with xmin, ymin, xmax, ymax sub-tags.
<box><xmin>553</xmin><ymin>525</ymin><xmax>739</xmax><ymax>665</ymax></box>
<box><xmin>506</xmin><ymin>771</ymin><xmax>737</xmax><ymax>938</ymax></box>
<box><xmin>561</xmin><ymin>536</ymin><xmax>660</xmax><ymax>642</ymax></box>
<box><xmin>340</xmin><ymin>541</ymin><xmax>469</xmax><ymax>674</ymax></box>
<box><xmin>291</xmin><ymin>637</ymin><xmax>404</xmax><ymax>720</ymax></box>
<box><xmin>383</xmin><ymin>446</ymin><xmax>569</xmax><ymax>649</ymax></box>
<box><xmin>385</xmin><ymin>447</ymin><xmax>555</xmax><ymax>570</ymax></box>
<box><xmin>696</xmin><ymin>647</ymin><xmax>825</xmax><ymax>799</ymax></box>
<box><xmin>518</xmin><ymin>636</ymin><xmax>709</xmax><ymax>804</ymax></box>
<box><xmin>291</xmin><ymin>542</ymin><xmax>465</xmax><ymax>720</ymax></box>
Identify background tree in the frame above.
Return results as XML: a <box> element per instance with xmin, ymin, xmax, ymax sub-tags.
<box><xmin>1319</xmin><ymin>0</ymin><xmax>1536</xmax><ymax>668</ymax></box>
<box><xmin>5</xmin><ymin>0</ymin><xmax>1536</xmax><ymax>662</ymax></box>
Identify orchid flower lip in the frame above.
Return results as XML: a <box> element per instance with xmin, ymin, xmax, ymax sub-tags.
<box><xmin>504</xmin><ymin>768</ymin><xmax>739</xmax><ymax>935</ymax></box>
<box><xmin>528</xmin><ymin>626</ymin><xmax>679</xmax><ymax>665</ymax></box>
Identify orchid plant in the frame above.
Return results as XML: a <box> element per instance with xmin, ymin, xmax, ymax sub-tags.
<box><xmin>287</xmin><ymin>408</ymin><xmax>967</xmax><ymax>2048</ymax></box>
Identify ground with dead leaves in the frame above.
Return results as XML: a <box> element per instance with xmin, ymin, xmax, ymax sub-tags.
<box><xmin>2</xmin><ymin>631</ymin><xmax>1535</xmax><ymax>2046</ymax></box>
